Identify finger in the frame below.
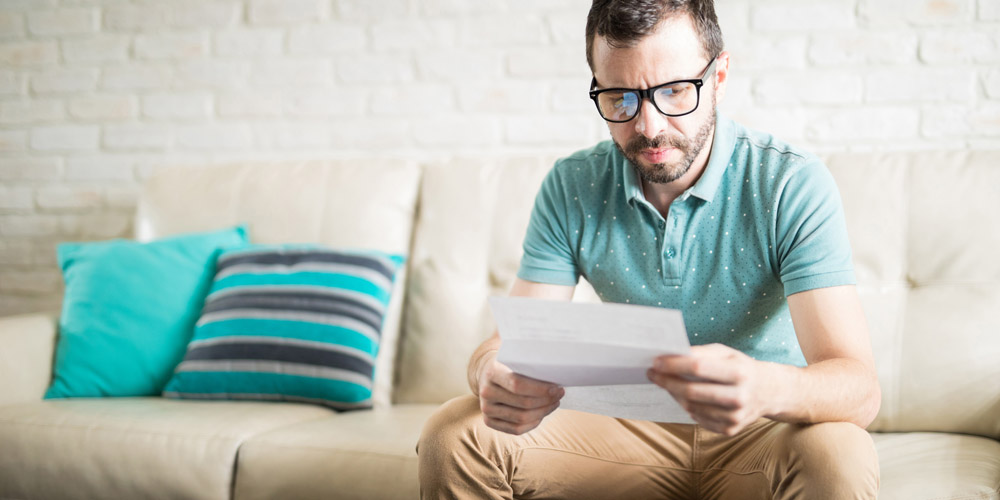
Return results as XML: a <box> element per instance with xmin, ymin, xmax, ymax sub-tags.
<box><xmin>647</xmin><ymin>371</ymin><xmax>742</xmax><ymax>409</ymax></box>
<box><xmin>493</xmin><ymin>369</ymin><xmax>563</xmax><ymax>399</ymax></box>
<box><xmin>482</xmin><ymin>380</ymin><xmax>563</xmax><ymax>410</ymax></box>
<box><xmin>652</xmin><ymin>354</ymin><xmax>743</xmax><ymax>384</ymax></box>
<box><xmin>483</xmin><ymin>401</ymin><xmax>560</xmax><ymax>435</ymax></box>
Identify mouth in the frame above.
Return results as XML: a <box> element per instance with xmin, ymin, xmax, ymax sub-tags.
<box><xmin>640</xmin><ymin>147</ymin><xmax>676</xmax><ymax>164</ymax></box>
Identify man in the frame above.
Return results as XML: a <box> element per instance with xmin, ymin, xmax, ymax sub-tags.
<box><xmin>417</xmin><ymin>0</ymin><xmax>881</xmax><ymax>498</ymax></box>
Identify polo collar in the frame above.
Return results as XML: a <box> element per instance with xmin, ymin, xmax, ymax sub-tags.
<box><xmin>622</xmin><ymin>110</ymin><xmax>736</xmax><ymax>205</ymax></box>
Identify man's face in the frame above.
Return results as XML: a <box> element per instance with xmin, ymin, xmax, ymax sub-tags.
<box><xmin>591</xmin><ymin>14</ymin><xmax>727</xmax><ymax>185</ymax></box>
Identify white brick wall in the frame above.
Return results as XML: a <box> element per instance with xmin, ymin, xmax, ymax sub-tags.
<box><xmin>0</xmin><ymin>0</ymin><xmax>998</xmax><ymax>316</ymax></box>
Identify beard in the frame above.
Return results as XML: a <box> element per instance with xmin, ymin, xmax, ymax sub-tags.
<box><xmin>614</xmin><ymin>102</ymin><xmax>716</xmax><ymax>185</ymax></box>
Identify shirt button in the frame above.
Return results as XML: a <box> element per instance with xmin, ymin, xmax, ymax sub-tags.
<box><xmin>659</xmin><ymin>221</ymin><xmax>666</xmax><ymax>228</ymax></box>
<box><xmin>666</xmin><ymin>248</ymin><xmax>676</xmax><ymax>259</ymax></box>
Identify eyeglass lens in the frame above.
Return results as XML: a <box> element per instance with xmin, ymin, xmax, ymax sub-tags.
<box><xmin>596</xmin><ymin>81</ymin><xmax>699</xmax><ymax>121</ymax></box>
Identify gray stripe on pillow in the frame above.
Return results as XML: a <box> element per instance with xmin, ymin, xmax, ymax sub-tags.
<box><xmin>195</xmin><ymin>309</ymin><xmax>379</xmax><ymax>342</ymax></box>
<box><xmin>216</xmin><ymin>250</ymin><xmax>396</xmax><ymax>280</ymax></box>
<box><xmin>202</xmin><ymin>293</ymin><xmax>382</xmax><ymax>331</ymax></box>
<box><xmin>161</xmin><ymin>391</ymin><xmax>372</xmax><ymax>410</ymax></box>
<box><xmin>183</xmin><ymin>342</ymin><xmax>373</xmax><ymax>377</ymax></box>
<box><xmin>206</xmin><ymin>285</ymin><xmax>385</xmax><ymax>313</ymax></box>
<box><xmin>174</xmin><ymin>360</ymin><xmax>373</xmax><ymax>389</ymax></box>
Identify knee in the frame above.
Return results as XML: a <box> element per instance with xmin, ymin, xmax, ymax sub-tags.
<box><xmin>417</xmin><ymin>395</ymin><xmax>483</xmax><ymax>463</ymax></box>
<box><xmin>775</xmin><ymin>422</ymin><xmax>879</xmax><ymax>497</ymax></box>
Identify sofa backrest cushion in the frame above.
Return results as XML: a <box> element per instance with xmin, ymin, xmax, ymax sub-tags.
<box><xmin>135</xmin><ymin>160</ymin><xmax>421</xmax><ymax>409</ymax></box>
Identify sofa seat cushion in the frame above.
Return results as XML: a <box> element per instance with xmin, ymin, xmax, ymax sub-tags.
<box><xmin>0</xmin><ymin>398</ymin><xmax>333</xmax><ymax>500</ymax></box>
<box><xmin>873</xmin><ymin>432</ymin><xmax>1000</xmax><ymax>499</ymax></box>
<box><xmin>234</xmin><ymin>403</ymin><xmax>440</xmax><ymax>500</ymax></box>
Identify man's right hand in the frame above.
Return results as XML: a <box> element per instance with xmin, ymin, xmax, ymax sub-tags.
<box><xmin>477</xmin><ymin>351</ymin><xmax>565</xmax><ymax>435</ymax></box>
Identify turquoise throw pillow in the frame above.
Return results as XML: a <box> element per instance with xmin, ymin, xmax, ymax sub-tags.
<box><xmin>162</xmin><ymin>244</ymin><xmax>404</xmax><ymax>410</ymax></box>
<box><xmin>44</xmin><ymin>225</ymin><xmax>250</xmax><ymax>399</ymax></box>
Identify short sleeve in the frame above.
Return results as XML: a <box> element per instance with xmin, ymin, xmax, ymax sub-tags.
<box><xmin>517</xmin><ymin>165</ymin><xmax>580</xmax><ymax>286</ymax></box>
<box><xmin>774</xmin><ymin>161</ymin><xmax>855</xmax><ymax>296</ymax></box>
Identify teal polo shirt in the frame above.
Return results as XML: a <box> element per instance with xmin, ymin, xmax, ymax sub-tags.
<box><xmin>517</xmin><ymin>112</ymin><xmax>855</xmax><ymax>367</ymax></box>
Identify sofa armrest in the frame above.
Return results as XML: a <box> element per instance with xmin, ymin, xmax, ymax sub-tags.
<box><xmin>0</xmin><ymin>313</ymin><xmax>57</xmax><ymax>405</ymax></box>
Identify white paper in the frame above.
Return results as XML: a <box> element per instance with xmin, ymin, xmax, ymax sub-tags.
<box><xmin>488</xmin><ymin>296</ymin><xmax>695</xmax><ymax>424</ymax></box>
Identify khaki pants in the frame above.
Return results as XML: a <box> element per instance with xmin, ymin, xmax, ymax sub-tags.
<box><xmin>417</xmin><ymin>395</ymin><xmax>879</xmax><ymax>500</ymax></box>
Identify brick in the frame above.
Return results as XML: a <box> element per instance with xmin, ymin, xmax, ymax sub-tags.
<box><xmin>0</xmin><ymin>12</ymin><xmax>24</xmax><ymax>39</ymax></box>
<box><xmin>336</xmin><ymin>0</ymin><xmax>413</xmax><ymax>19</ymax></box>
<box><xmin>141</xmin><ymin>93</ymin><xmax>212</xmax><ymax>119</ymax></box>
<box><xmin>27</xmin><ymin>8</ymin><xmax>97</xmax><ymax>36</ymax></box>
<box><xmin>31</xmin><ymin>67</ymin><xmax>99</xmax><ymax>94</ymax></box>
<box><xmin>0</xmin><ymin>99</ymin><xmax>64</xmax><ymax>124</ymax></box>
<box><xmin>457</xmin><ymin>16</ymin><xmax>547</xmax><ymax>47</ymax></box>
<box><xmin>982</xmin><ymin>0</ymin><xmax>1000</xmax><ymax>20</ymax></box>
<box><xmin>31</xmin><ymin>125</ymin><xmax>99</xmax><ymax>151</ymax></box>
<box><xmin>337</xmin><ymin>53</ymin><xmax>415</xmax><ymax>83</ymax></box>
<box><xmin>252</xmin><ymin>59</ymin><xmax>333</xmax><ymax>86</ymax></box>
<box><xmin>0</xmin><ymin>0</ymin><xmax>57</xmax><ymax>9</ymax></box>
<box><xmin>0</xmin><ymin>157</ymin><xmax>62</xmax><ymax>181</ymax></box>
<box><xmin>551</xmin><ymin>79</ymin><xmax>595</xmax><ymax>114</ymax></box>
<box><xmin>548</xmin><ymin>11</ymin><xmax>586</xmax><ymax>46</ymax></box>
<box><xmin>417</xmin><ymin>0</ymin><xmax>505</xmax><ymax>16</ymax></box>
<box><xmin>174</xmin><ymin>124</ymin><xmax>253</xmax><ymax>150</ymax></box>
<box><xmin>249</xmin><ymin>0</ymin><xmax>326</xmax><ymax>25</ymax></box>
<box><xmin>0</xmin><ymin>240</ymin><xmax>35</xmax><ymax>266</ymax></box>
<box><xmin>65</xmin><ymin>156</ymin><xmax>135</xmax><ymax>182</ymax></box>
<box><xmin>754</xmin><ymin>73</ymin><xmax>862</xmax><ymax>105</ymax></box>
<box><xmin>411</xmin><ymin>116</ymin><xmax>501</xmax><ymax>147</ymax></box>
<box><xmin>103</xmin><ymin>185</ymin><xmax>139</xmax><ymax>210</ymax></box>
<box><xmin>103</xmin><ymin>123</ymin><xmax>171</xmax><ymax>150</ymax></box>
<box><xmin>101</xmin><ymin>64</ymin><xmax>172</xmax><ymax>91</ymax></box>
<box><xmin>103</xmin><ymin>4</ymin><xmax>170</xmax><ymax>32</ymax></box>
<box><xmin>0</xmin><ymin>270</ymin><xmax>62</xmax><ymax>295</ymax></box>
<box><xmin>805</xmin><ymin>107</ymin><xmax>919</xmax><ymax>141</ymax></box>
<box><xmin>284</xmin><ymin>87</ymin><xmax>368</xmax><ymax>117</ymax></box>
<box><xmin>728</xmin><ymin>107</ymin><xmax>807</xmax><ymax>142</ymax></box>
<box><xmin>60</xmin><ymin>34</ymin><xmax>129</xmax><ymax>63</ymax></box>
<box><xmin>370</xmin><ymin>83</ymin><xmax>453</xmax><ymax>115</ymax></box>
<box><xmin>69</xmin><ymin>95</ymin><xmax>137</xmax><ymax>120</ymax></box>
<box><xmin>253</xmin><ymin>121</ymin><xmax>332</xmax><ymax>148</ymax></box>
<box><xmin>0</xmin><ymin>130</ymin><xmax>27</xmax><ymax>152</ymax></box>
<box><xmin>0</xmin><ymin>70</ymin><xmax>25</xmax><ymax>95</ymax></box>
<box><xmin>330</xmin><ymin>118</ymin><xmax>409</xmax><ymax>149</ymax></box>
<box><xmin>169</xmin><ymin>1</ymin><xmax>239</xmax><ymax>29</ymax></box>
<box><xmin>919</xmin><ymin>31</ymin><xmax>999</xmax><ymax>64</ymax></box>
<box><xmin>60</xmin><ymin>213</ymin><xmax>131</xmax><ymax>239</ymax></box>
<box><xmin>36</xmin><ymin>185</ymin><xmax>103</xmax><ymax>211</ymax></box>
<box><xmin>866</xmin><ymin>68</ymin><xmax>976</xmax><ymax>103</ymax></box>
<box><xmin>288</xmin><ymin>23</ymin><xmax>367</xmax><ymax>54</ymax></box>
<box><xmin>505</xmin><ymin>115</ymin><xmax>596</xmax><ymax>146</ymax></box>
<box><xmin>0</xmin><ymin>186</ymin><xmax>32</xmax><ymax>211</ymax></box>
<box><xmin>418</xmin><ymin>49</ymin><xmax>504</xmax><ymax>80</ymax></box>
<box><xmin>134</xmin><ymin>33</ymin><xmax>209</xmax><ymax>60</ymax></box>
<box><xmin>0</xmin><ymin>295</ymin><xmax>64</xmax><ymax>318</ymax></box>
<box><xmin>922</xmin><ymin>105</ymin><xmax>971</xmax><ymax>138</ymax></box>
<box><xmin>372</xmin><ymin>20</ymin><xmax>456</xmax><ymax>51</ymax></box>
<box><xmin>985</xmin><ymin>69</ymin><xmax>1000</xmax><ymax>99</ymax></box>
<box><xmin>508</xmin><ymin>47</ymin><xmax>589</xmax><ymax>78</ymax></box>
<box><xmin>725</xmin><ymin>34</ymin><xmax>807</xmax><ymax>70</ymax></box>
<box><xmin>174</xmin><ymin>60</ymin><xmax>249</xmax><ymax>88</ymax></box>
<box><xmin>859</xmin><ymin>0</ymin><xmax>974</xmax><ymax>26</ymax></box>
<box><xmin>459</xmin><ymin>80</ymin><xmax>549</xmax><ymax>113</ymax></box>
<box><xmin>751</xmin><ymin>3</ymin><xmax>854</xmax><ymax>31</ymax></box>
<box><xmin>217</xmin><ymin>91</ymin><xmax>283</xmax><ymax>117</ymax></box>
<box><xmin>0</xmin><ymin>215</ymin><xmax>61</xmax><ymax>237</ymax></box>
<box><xmin>214</xmin><ymin>29</ymin><xmax>284</xmax><ymax>57</ymax></box>
<box><xmin>0</xmin><ymin>41</ymin><xmax>58</xmax><ymax>67</ymax></box>
<box><xmin>969</xmin><ymin>103</ymin><xmax>1000</xmax><ymax>135</ymax></box>
<box><xmin>808</xmin><ymin>32</ymin><xmax>918</xmax><ymax>66</ymax></box>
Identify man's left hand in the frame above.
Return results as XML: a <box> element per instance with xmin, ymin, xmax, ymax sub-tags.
<box><xmin>647</xmin><ymin>343</ymin><xmax>775</xmax><ymax>436</ymax></box>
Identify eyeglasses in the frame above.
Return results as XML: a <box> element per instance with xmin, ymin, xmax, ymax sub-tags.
<box><xmin>589</xmin><ymin>57</ymin><xmax>718</xmax><ymax>123</ymax></box>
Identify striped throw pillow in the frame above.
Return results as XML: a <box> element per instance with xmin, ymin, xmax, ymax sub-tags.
<box><xmin>162</xmin><ymin>244</ymin><xmax>404</xmax><ymax>410</ymax></box>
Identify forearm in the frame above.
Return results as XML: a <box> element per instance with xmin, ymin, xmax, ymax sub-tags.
<box><xmin>764</xmin><ymin>357</ymin><xmax>881</xmax><ymax>428</ymax></box>
<box><xmin>467</xmin><ymin>334</ymin><xmax>501</xmax><ymax>396</ymax></box>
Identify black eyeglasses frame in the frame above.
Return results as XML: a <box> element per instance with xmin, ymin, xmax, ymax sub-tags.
<box><xmin>588</xmin><ymin>56</ymin><xmax>719</xmax><ymax>123</ymax></box>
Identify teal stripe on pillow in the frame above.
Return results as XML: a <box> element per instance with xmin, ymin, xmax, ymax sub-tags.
<box><xmin>162</xmin><ymin>244</ymin><xmax>404</xmax><ymax>411</ymax></box>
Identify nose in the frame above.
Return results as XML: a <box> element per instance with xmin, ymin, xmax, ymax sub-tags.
<box><xmin>633</xmin><ymin>98</ymin><xmax>669</xmax><ymax>139</ymax></box>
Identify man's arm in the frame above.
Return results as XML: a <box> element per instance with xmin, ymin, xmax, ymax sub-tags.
<box><xmin>468</xmin><ymin>278</ymin><xmax>575</xmax><ymax>435</ymax></box>
<box><xmin>647</xmin><ymin>285</ymin><xmax>881</xmax><ymax>435</ymax></box>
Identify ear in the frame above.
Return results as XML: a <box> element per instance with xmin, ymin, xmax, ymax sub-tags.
<box><xmin>713</xmin><ymin>51</ymin><xmax>731</xmax><ymax>105</ymax></box>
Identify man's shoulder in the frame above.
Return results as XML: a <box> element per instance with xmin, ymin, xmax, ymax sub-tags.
<box><xmin>728</xmin><ymin>119</ymin><xmax>826</xmax><ymax>184</ymax></box>
<box><xmin>545</xmin><ymin>140</ymin><xmax>621</xmax><ymax>187</ymax></box>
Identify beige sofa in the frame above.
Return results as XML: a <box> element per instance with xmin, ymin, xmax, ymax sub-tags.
<box><xmin>1</xmin><ymin>151</ymin><xmax>998</xmax><ymax>500</ymax></box>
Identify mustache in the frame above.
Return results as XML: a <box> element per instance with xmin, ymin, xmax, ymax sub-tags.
<box><xmin>625</xmin><ymin>134</ymin><xmax>688</xmax><ymax>155</ymax></box>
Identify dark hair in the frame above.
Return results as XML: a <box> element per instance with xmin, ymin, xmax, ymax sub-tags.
<box><xmin>585</xmin><ymin>0</ymin><xmax>724</xmax><ymax>71</ymax></box>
